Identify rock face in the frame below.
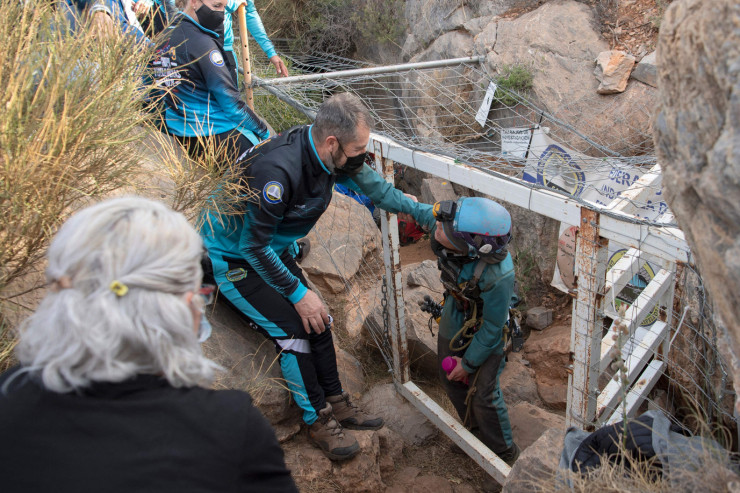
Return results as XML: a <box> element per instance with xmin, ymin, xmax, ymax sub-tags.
<box><xmin>402</xmin><ymin>0</ymin><xmax>542</xmax><ymax>59</ymax></box>
<box><xmin>500</xmin><ymin>352</ymin><xmax>542</xmax><ymax>407</ymax></box>
<box><xmin>509</xmin><ymin>402</ymin><xmax>565</xmax><ymax>451</ymax></box>
<box><xmin>594</xmin><ymin>50</ymin><xmax>636</xmax><ymax>94</ymax></box>
<box><xmin>484</xmin><ymin>0</ymin><xmax>653</xmax><ymax>155</ymax></box>
<box><xmin>523</xmin><ymin>324</ymin><xmax>571</xmax><ymax>410</ymax></box>
<box><xmin>301</xmin><ymin>191</ymin><xmax>382</xmax><ymax>294</ymax></box>
<box><xmin>345</xmin><ymin>260</ymin><xmax>444</xmax><ymax>376</ymax></box>
<box><xmin>503</xmin><ymin>427</ymin><xmax>563</xmax><ymax>493</ymax></box>
<box><xmin>654</xmin><ymin>0</ymin><xmax>740</xmax><ymax>408</ymax></box>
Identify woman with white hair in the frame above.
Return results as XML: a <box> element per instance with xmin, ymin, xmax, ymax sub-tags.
<box><xmin>0</xmin><ymin>196</ymin><xmax>297</xmax><ymax>493</ymax></box>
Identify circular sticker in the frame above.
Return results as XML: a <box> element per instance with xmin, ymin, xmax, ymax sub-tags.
<box><xmin>607</xmin><ymin>249</ymin><xmax>659</xmax><ymax>327</ymax></box>
<box><xmin>262</xmin><ymin>181</ymin><xmax>283</xmax><ymax>204</ymax></box>
<box><xmin>536</xmin><ymin>144</ymin><xmax>586</xmax><ymax>197</ymax></box>
<box><xmin>225</xmin><ymin>268</ymin><xmax>247</xmax><ymax>282</ymax></box>
<box><xmin>209</xmin><ymin>50</ymin><xmax>224</xmax><ymax>67</ymax></box>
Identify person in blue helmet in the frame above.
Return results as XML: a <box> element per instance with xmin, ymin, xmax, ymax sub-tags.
<box><xmin>200</xmin><ymin>93</ymin><xmax>434</xmax><ymax>461</ymax></box>
<box><xmin>428</xmin><ymin>196</ymin><xmax>520</xmax><ymax>466</ymax></box>
<box><xmin>150</xmin><ymin>0</ymin><xmax>271</xmax><ymax>164</ymax></box>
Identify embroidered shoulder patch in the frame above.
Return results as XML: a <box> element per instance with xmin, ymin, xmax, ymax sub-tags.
<box><xmin>225</xmin><ymin>268</ymin><xmax>247</xmax><ymax>282</ymax></box>
<box><xmin>263</xmin><ymin>181</ymin><xmax>284</xmax><ymax>204</ymax></box>
<box><xmin>209</xmin><ymin>50</ymin><xmax>225</xmax><ymax>67</ymax></box>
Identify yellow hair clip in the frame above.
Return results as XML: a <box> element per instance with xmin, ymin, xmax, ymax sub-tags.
<box><xmin>109</xmin><ymin>280</ymin><xmax>129</xmax><ymax>297</ymax></box>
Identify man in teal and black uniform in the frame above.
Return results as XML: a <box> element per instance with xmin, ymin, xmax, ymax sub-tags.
<box><xmin>429</xmin><ymin>197</ymin><xmax>520</xmax><ymax>466</ymax></box>
<box><xmin>200</xmin><ymin>93</ymin><xmax>432</xmax><ymax>461</ymax></box>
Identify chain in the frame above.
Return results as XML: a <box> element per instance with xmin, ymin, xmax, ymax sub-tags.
<box><xmin>381</xmin><ymin>274</ymin><xmax>391</xmax><ymax>352</ymax></box>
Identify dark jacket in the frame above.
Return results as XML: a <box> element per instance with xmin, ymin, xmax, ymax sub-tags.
<box><xmin>200</xmin><ymin>124</ymin><xmax>433</xmax><ymax>304</ymax></box>
<box><xmin>0</xmin><ymin>367</ymin><xmax>297</xmax><ymax>493</ymax></box>
<box><xmin>152</xmin><ymin>13</ymin><xmax>269</xmax><ymax>141</ymax></box>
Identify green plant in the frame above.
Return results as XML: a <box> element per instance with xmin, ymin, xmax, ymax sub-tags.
<box><xmin>259</xmin><ymin>0</ymin><xmax>357</xmax><ymax>56</ymax></box>
<box><xmin>512</xmin><ymin>246</ymin><xmax>538</xmax><ymax>307</ymax></box>
<box><xmin>351</xmin><ymin>0</ymin><xmax>405</xmax><ymax>46</ymax></box>
<box><xmin>494</xmin><ymin>64</ymin><xmax>534</xmax><ymax>107</ymax></box>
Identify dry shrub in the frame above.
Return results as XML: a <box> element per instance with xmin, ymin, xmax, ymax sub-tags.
<box><xmin>0</xmin><ymin>0</ymin><xmax>246</xmax><ymax>369</ymax></box>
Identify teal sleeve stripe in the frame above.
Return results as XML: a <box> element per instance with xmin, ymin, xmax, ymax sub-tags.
<box><xmin>287</xmin><ymin>283</ymin><xmax>308</xmax><ymax>304</ymax></box>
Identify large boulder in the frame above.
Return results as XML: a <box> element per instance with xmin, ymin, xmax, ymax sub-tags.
<box><xmin>503</xmin><ymin>427</ymin><xmax>563</xmax><ymax>493</ymax></box>
<box><xmin>301</xmin><ymin>191</ymin><xmax>382</xmax><ymax>294</ymax></box>
<box><xmin>509</xmin><ymin>402</ymin><xmax>565</xmax><ymax>451</ymax></box>
<box><xmin>523</xmin><ymin>324</ymin><xmax>571</xmax><ymax>410</ymax></box>
<box><xmin>202</xmin><ymin>302</ymin><xmax>292</xmax><ymax>426</ymax></box>
<box><xmin>500</xmin><ymin>352</ymin><xmax>542</xmax><ymax>407</ymax></box>
<box><xmin>283</xmin><ymin>422</ymin><xmax>406</xmax><ymax>492</ymax></box>
<box><xmin>654</xmin><ymin>0</ymin><xmax>740</xmax><ymax>407</ymax></box>
<box><xmin>360</xmin><ymin>383</ymin><xmax>438</xmax><ymax>445</ymax></box>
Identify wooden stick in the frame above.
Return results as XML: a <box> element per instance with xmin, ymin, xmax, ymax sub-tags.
<box><xmin>236</xmin><ymin>4</ymin><xmax>253</xmax><ymax>110</ymax></box>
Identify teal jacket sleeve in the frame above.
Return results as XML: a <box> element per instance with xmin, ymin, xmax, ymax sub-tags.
<box><xmin>338</xmin><ymin>163</ymin><xmax>437</xmax><ymax>229</ymax></box>
<box><xmin>246</xmin><ymin>0</ymin><xmax>277</xmax><ymax>58</ymax></box>
<box><xmin>460</xmin><ymin>254</ymin><xmax>516</xmax><ymax>373</ymax></box>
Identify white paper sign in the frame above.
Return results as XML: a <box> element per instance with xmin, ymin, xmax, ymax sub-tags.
<box><xmin>501</xmin><ymin>127</ymin><xmax>533</xmax><ymax>158</ymax></box>
<box><xmin>475</xmin><ymin>82</ymin><xmax>497</xmax><ymax>127</ymax></box>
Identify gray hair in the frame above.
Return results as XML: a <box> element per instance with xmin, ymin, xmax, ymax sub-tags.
<box><xmin>313</xmin><ymin>92</ymin><xmax>375</xmax><ymax>144</ymax></box>
<box><xmin>14</xmin><ymin>196</ymin><xmax>219</xmax><ymax>392</ymax></box>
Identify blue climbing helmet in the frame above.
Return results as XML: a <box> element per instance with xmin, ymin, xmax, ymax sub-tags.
<box><xmin>433</xmin><ymin>197</ymin><xmax>512</xmax><ymax>258</ymax></box>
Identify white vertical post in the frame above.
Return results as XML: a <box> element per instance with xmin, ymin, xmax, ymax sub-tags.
<box><xmin>374</xmin><ymin>153</ymin><xmax>410</xmax><ymax>383</ymax></box>
<box><xmin>567</xmin><ymin>208</ymin><xmax>608</xmax><ymax>430</ymax></box>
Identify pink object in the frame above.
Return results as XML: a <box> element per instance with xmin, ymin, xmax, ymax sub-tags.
<box><xmin>442</xmin><ymin>357</ymin><xmax>469</xmax><ymax>385</ymax></box>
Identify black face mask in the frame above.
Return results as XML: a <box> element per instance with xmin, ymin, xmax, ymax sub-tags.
<box><xmin>334</xmin><ymin>141</ymin><xmax>367</xmax><ymax>176</ymax></box>
<box><xmin>195</xmin><ymin>3</ymin><xmax>225</xmax><ymax>33</ymax></box>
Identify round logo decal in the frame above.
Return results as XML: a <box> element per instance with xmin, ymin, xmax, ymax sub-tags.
<box><xmin>225</xmin><ymin>268</ymin><xmax>247</xmax><ymax>282</ymax></box>
<box><xmin>263</xmin><ymin>181</ymin><xmax>284</xmax><ymax>204</ymax></box>
<box><xmin>607</xmin><ymin>249</ymin><xmax>659</xmax><ymax>327</ymax></box>
<box><xmin>209</xmin><ymin>50</ymin><xmax>224</xmax><ymax>67</ymax></box>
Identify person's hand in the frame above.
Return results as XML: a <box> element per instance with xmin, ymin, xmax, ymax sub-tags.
<box><xmin>446</xmin><ymin>356</ymin><xmax>471</xmax><ymax>382</ymax></box>
<box><xmin>133</xmin><ymin>1</ymin><xmax>150</xmax><ymax>16</ymax></box>
<box><xmin>270</xmin><ymin>55</ymin><xmax>289</xmax><ymax>77</ymax></box>
<box><xmin>293</xmin><ymin>289</ymin><xmax>329</xmax><ymax>334</ymax></box>
<box><xmin>403</xmin><ymin>193</ymin><xmax>418</xmax><ymax>202</ymax></box>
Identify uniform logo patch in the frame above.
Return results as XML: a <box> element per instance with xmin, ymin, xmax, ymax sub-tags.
<box><xmin>263</xmin><ymin>181</ymin><xmax>284</xmax><ymax>204</ymax></box>
<box><xmin>225</xmin><ymin>268</ymin><xmax>247</xmax><ymax>282</ymax></box>
<box><xmin>209</xmin><ymin>50</ymin><xmax>225</xmax><ymax>67</ymax></box>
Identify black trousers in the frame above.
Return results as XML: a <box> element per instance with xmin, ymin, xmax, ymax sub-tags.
<box><xmin>438</xmin><ymin>335</ymin><xmax>513</xmax><ymax>454</ymax></box>
<box><xmin>174</xmin><ymin>128</ymin><xmax>254</xmax><ymax>171</ymax></box>
<box><xmin>211</xmin><ymin>251</ymin><xmax>342</xmax><ymax>425</ymax></box>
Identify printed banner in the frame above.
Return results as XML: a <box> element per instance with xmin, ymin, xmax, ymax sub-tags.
<box><xmin>510</xmin><ymin>128</ymin><xmax>669</xmax><ymax>326</ymax></box>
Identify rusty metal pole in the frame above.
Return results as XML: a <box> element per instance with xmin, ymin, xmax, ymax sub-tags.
<box><xmin>567</xmin><ymin>208</ymin><xmax>608</xmax><ymax>430</ymax></box>
<box><xmin>374</xmin><ymin>152</ymin><xmax>410</xmax><ymax>383</ymax></box>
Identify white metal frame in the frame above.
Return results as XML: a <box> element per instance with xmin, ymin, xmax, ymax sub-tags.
<box><xmin>368</xmin><ymin>132</ymin><xmax>690</xmax><ymax>482</ymax></box>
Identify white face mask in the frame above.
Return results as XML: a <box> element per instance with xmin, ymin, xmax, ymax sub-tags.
<box><xmin>197</xmin><ymin>311</ymin><xmax>212</xmax><ymax>343</ymax></box>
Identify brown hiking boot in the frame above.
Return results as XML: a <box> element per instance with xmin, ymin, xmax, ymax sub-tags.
<box><xmin>308</xmin><ymin>403</ymin><xmax>360</xmax><ymax>461</ymax></box>
<box><xmin>326</xmin><ymin>392</ymin><xmax>384</xmax><ymax>430</ymax></box>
